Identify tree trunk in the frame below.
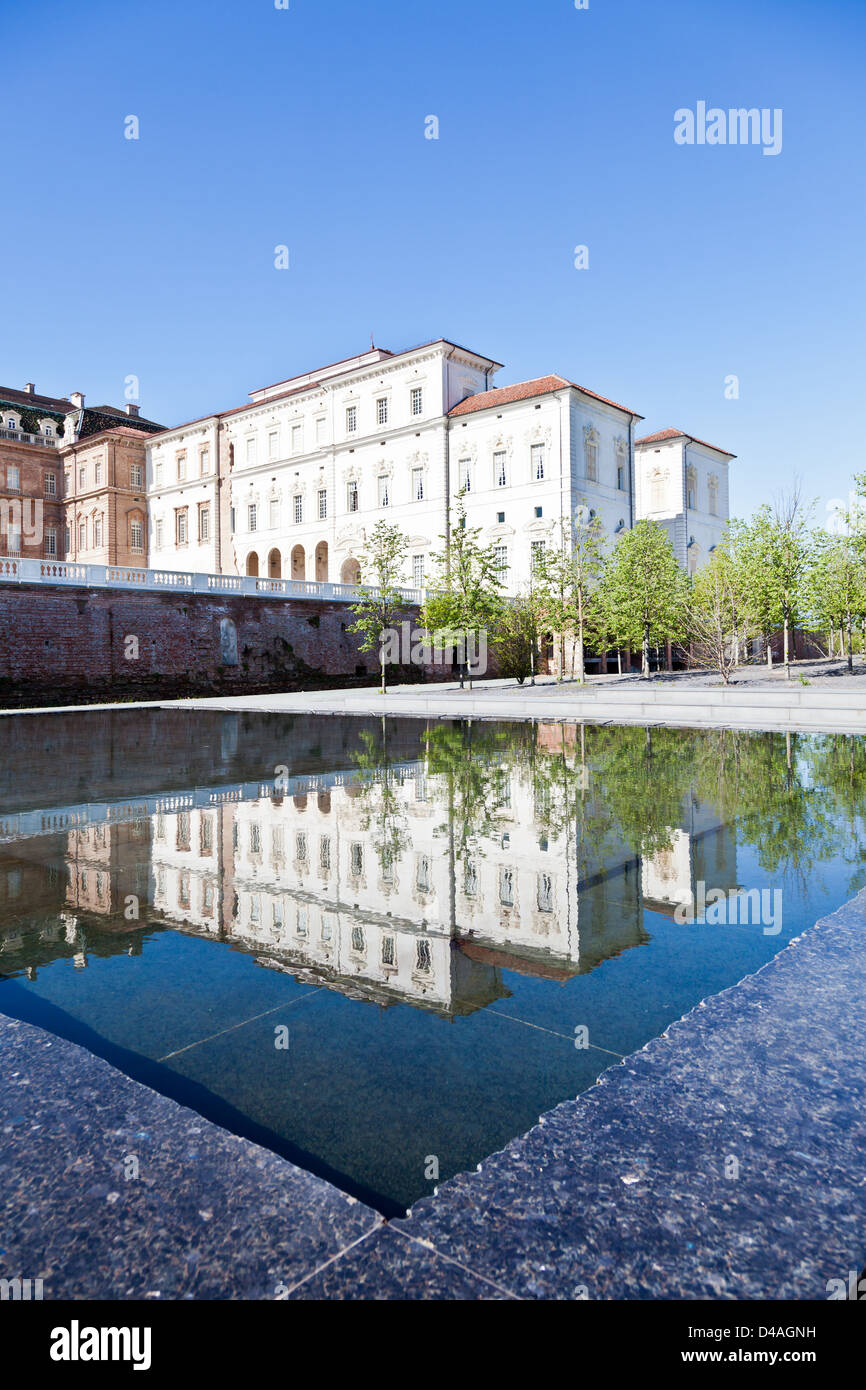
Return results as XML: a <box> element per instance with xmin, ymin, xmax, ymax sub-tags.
<box><xmin>766</xmin><ymin>634</ymin><xmax>773</xmax><ymax>669</ymax></box>
<box><xmin>576</xmin><ymin>629</ymin><xmax>585</xmax><ymax>685</ymax></box>
<box><xmin>783</xmin><ymin>613</ymin><xmax>791</xmax><ymax>679</ymax></box>
<box><xmin>617</xmin><ymin>649</ymin><xmax>622</xmax><ymax>675</ymax></box>
<box><xmin>847</xmin><ymin>612</ymin><xmax>853</xmax><ymax>672</ymax></box>
<box><xmin>641</xmin><ymin>624</ymin><xmax>650</xmax><ymax>679</ymax></box>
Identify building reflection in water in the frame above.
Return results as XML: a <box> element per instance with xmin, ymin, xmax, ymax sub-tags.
<box><xmin>0</xmin><ymin>719</ymin><xmax>748</xmax><ymax>1020</ymax></box>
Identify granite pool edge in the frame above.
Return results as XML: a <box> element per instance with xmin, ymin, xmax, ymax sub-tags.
<box><xmin>3</xmin><ymin>890</ymin><xmax>866</xmax><ymax>1300</ymax></box>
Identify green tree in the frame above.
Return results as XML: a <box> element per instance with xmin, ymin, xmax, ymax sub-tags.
<box><xmin>736</xmin><ymin>491</ymin><xmax>813</xmax><ymax>678</ymax></box>
<box><xmin>534</xmin><ymin>510</ymin><xmax>607</xmax><ymax>683</ymax></box>
<box><xmin>347</xmin><ymin>521</ymin><xmax>409</xmax><ymax>694</ymax></box>
<box><xmin>596</xmin><ymin>520</ymin><xmax>689</xmax><ymax>678</ymax></box>
<box><xmin>806</xmin><ymin>528</ymin><xmax>866</xmax><ymax>672</ymax></box>
<box><xmin>421</xmin><ymin>493</ymin><xmax>504</xmax><ymax>688</ymax></box>
<box><xmin>688</xmin><ymin>541</ymin><xmax>754</xmax><ymax>683</ymax></box>
<box><xmin>491</xmin><ymin>588</ymin><xmax>540</xmax><ymax>684</ymax></box>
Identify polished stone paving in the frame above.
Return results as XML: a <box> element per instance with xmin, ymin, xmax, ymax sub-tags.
<box><xmin>2</xmin><ymin>892</ymin><xmax>865</xmax><ymax>1299</ymax></box>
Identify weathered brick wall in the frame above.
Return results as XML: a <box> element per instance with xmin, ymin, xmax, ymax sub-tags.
<box><xmin>0</xmin><ymin>583</ymin><xmax>430</xmax><ymax>704</ymax></box>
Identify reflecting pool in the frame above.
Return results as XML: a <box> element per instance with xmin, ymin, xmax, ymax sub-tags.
<box><xmin>1</xmin><ymin>710</ymin><xmax>865</xmax><ymax>1213</ymax></box>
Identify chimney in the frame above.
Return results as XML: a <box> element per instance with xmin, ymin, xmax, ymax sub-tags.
<box><xmin>24</xmin><ymin>383</ymin><xmax>35</xmax><ymax>394</ymax></box>
<box><xmin>125</xmin><ymin>403</ymin><xmax>140</xmax><ymax>418</ymax></box>
<box><xmin>69</xmin><ymin>392</ymin><xmax>85</xmax><ymax>409</ymax></box>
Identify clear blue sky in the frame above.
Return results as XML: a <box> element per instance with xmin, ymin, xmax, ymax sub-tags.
<box><xmin>1</xmin><ymin>0</ymin><xmax>863</xmax><ymax>523</ymax></box>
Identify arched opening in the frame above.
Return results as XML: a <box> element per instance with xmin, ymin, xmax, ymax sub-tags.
<box><xmin>315</xmin><ymin>540</ymin><xmax>328</xmax><ymax>582</ymax></box>
<box><xmin>341</xmin><ymin>556</ymin><xmax>361</xmax><ymax>585</ymax></box>
<box><xmin>268</xmin><ymin>548</ymin><xmax>281</xmax><ymax>579</ymax></box>
<box><xmin>291</xmin><ymin>545</ymin><xmax>305</xmax><ymax>581</ymax></box>
<box><xmin>246</xmin><ymin>552</ymin><xmax>259</xmax><ymax>577</ymax></box>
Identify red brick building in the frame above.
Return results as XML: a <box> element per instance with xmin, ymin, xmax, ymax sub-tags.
<box><xmin>0</xmin><ymin>384</ymin><xmax>164</xmax><ymax>566</ymax></box>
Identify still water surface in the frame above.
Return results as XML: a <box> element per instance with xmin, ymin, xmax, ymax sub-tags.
<box><xmin>1</xmin><ymin>710</ymin><xmax>864</xmax><ymax>1213</ymax></box>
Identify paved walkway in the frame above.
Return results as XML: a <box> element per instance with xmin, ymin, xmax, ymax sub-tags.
<box><xmin>2</xmin><ymin>892</ymin><xmax>864</xmax><ymax>1299</ymax></box>
<box><xmin>165</xmin><ymin>663</ymin><xmax>866</xmax><ymax>733</ymax></box>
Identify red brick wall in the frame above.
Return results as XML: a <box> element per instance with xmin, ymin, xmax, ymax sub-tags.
<box><xmin>0</xmin><ymin>582</ymin><xmax>428</xmax><ymax>704</ymax></box>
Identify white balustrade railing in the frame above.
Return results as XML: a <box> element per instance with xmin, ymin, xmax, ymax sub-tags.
<box><xmin>0</xmin><ymin>555</ymin><xmax>423</xmax><ymax>606</ymax></box>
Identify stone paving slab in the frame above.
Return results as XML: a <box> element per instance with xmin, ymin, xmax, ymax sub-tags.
<box><xmin>287</xmin><ymin>1225</ymin><xmax>514</xmax><ymax>1300</ymax></box>
<box><xmin>0</xmin><ymin>1015</ymin><xmax>382</xmax><ymax>1300</ymax></box>
<box><xmin>387</xmin><ymin>893</ymin><xmax>866</xmax><ymax>1299</ymax></box>
<box><xmin>3</xmin><ymin>894</ymin><xmax>865</xmax><ymax>1300</ymax></box>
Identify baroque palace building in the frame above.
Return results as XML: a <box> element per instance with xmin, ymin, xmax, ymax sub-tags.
<box><xmin>145</xmin><ymin>339</ymin><xmax>734</xmax><ymax>589</ymax></box>
<box><xmin>0</xmin><ymin>383</ymin><xmax>164</xmax><ymax>566</ymax></box>
<box><xmin>1</xmin><ymin>342</ymin><xmax>734</xmax><ymax>586</ymax></box>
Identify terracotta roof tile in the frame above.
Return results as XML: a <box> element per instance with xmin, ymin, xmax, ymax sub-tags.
<box><xmin>636</xmin><ymin>427</ymin><xmax>735</xmax><ymax>458</ymax></box>
<box><xmin>448</xmin><ymin>374</ymin><xmax>642</xmax><ymax>419</ymax></box>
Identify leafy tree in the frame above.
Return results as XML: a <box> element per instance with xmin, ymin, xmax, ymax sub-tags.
<box><xmin>595</xmin><ymin>520</ymin><xmax>689</xmax><ymax>678</ymax></box>
<box><xmin>534</xmin><ymin>510</ymin><xmax>607</xmax><ymax>683</ymax></box>
<box><xmin>421</xmin><ymin>493</ymin><xmax>504</xmax><ymax>688</ymax></box>
<box><xmin>491</xmin><ymin>588</ymin><xmax>539</xmax><ymax>684</ymax></box>
<box><xmin>806</xmin><ymin>528</ymin><xmax>866</xmax><ymax>672</ymax></box>
<box><xmin>736</xmin><ymin>490</ymin><xmax>813</xmax><ymax>678</ymax></box>
<box><xmin>348</xmin><ymin>521</ymin><xmax>409</xmax><ymax>694</ymax></box>
<box><xmin>688</xmin><ymin>542</ymin><xmax>754</xmax><ymax>683</ymax></box>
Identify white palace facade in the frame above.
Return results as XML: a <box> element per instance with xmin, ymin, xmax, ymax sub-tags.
<box><xmin>145</xmin><ymin>339</ymin><xmax>733</xmax><ymax>589</ymax></box>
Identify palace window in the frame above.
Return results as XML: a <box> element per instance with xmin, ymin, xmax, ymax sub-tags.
<box><xmin>413</xmin><ymin>553</ymin><xmax>425</xmax><ymax>588</ymax></box>
<box><xmin>291</xmin><ymin>424</ymin><xmax>303</xmax><ymax>453</ymax></box>
<box><xmin>130</xmin><ymin>464</ymin><xmax>143</xmax><ymax>488</ymax></box>
<box><xmin>532</xmin><ymin>443</ymin><xmax>545</xmax><ymax>480</ymax></box>
<box><xmin>155</xmin><ymin>459</ymin><xmax>163</xmax><ymax>484</ymax></box>
<box><xmin>79</xmin><ymin>521</ymin><xmax>87</xmax><ymax>549</ymax></box>
<box><xmin>200</xmin><ymin>447</ymin><xmax>211</xmax><ymax>475</ymax></box>
<box><xmin>494</xmin><ymin>450</ymin><xmax>507</xmax><ymax>487</ymax></box>
<box><xmin>416</xmin><ymin>856</ymin><xmax>431</xmax><ymax>893</ymax></box>
<box><xmin>94</xmin><ymin>516</ymin><xmax>103</xmax><ymax>548</ymax></box>
<box><xmin>95</xmin><ymin>461</ymin><xmax>103</xmax><ymax>485</ymax></box>
<box><xmin>537</xmin><ymin>873</ymin><xmax>554</xmax><ymax>913</ymax></box>
<box><xmin>155</xmin><ymin>518</ymin><xmax>164</xmax><ymax>548</ymax></box>
<box><xmin>268</xmin><ymin>431</ymin><xmax>279</xmax><ymax>460</ymax></box>
<box><xmin>346</xmin><ymin>405</ymin><xmax>357</xmax><ymax>434</ymax></box>
<box><xmin>347</xmin><ymin>481</ymin><xmax>359</xmax><ymax>512</ymax></box>
<box><xmin>411</xmin><ymin>386</ymin><xmax>423</xmax><ymax>417</ymax></box>
<box><xmin>176</xmin><ymin>454</ymin><xmax>185</xmax><ymax>481</ymax></box>
<box><xmin>315</xmin><ymin>417</ymin><xmax>326</xmax><ymax>444</ymax></box>
<box><xmin>459</xmin><ymin>458</ymin><xmax>472</xmax><ymax>492</ymax></box>
<box><xmin>248</xmin><ymin>503</ymin><xmax>257</xmax><ymax>532</ymax></box>
<box><xmin>376</xmin><ymin>397</ymin><xmax>388</xmax><ymax>426</ymax></box>
<box><xmin>176</xmin><ymin>509</ymin><xmax>188</xmax><ymax>545</ymax></box>
<box><xmin>499</xmin><ymin>867</ymin><xmax>514</xmax><ymax>907</ymax></box>
<box><xmin>531</xmin><ymin>539</ymin><xmax>545</xmax><ymax>571</ymax></box>
<box><xmin>617</xmin><ymin>464</ymin><xmax>625</xmax><ymax>490</ymax></box>
<box><xmin>245</xmin><ymin>438</ymin><xmax>256</xmax><ymax>465</ymax></box>
<box><xmin>199</xmin><ymin>507</ymin><xmax>210</xmax><ymax>542</ymax></box>
<box><xmin>412</xmin><ymin>467</ymin><xmax>424</xmax><ymax>501</ymax></box>
<box><xmin>494</xmin><ymin>544</ymin><xmax>508</xmax><ymax>575</ymax></box>
<box><xmin>44</xmin><ymin>472</ymin><xmax>56</xmax><ymax>495</ymax></box>
<box><xmin>130</xmin><ymin>519</ymin><xmax>144</xmax><ymax>551</ymax></box>
<box><xmin>269</xmin><ymin>498</ymin><xmax>279</xmax><ymax>529</ymax></box>
<box><xmin>45</xmin><ymin>527</ymin><xmax>57</xmax><ymax>557</ymax></box>
<box><xmin>318</xmin><ymin>489</ymin><xmax>327</xmax><ymax>520</ymax></box>
<box><xmin>585</xmin><ymin>440</ymin><xmax>597</xmax><ymax>482</ymax></box>
<box><xmin>378</xmin><ymin>475</ymin><xmax>390</xmax><ymax>507</ymax></box>
<box><xmin>294</xmin><ymin>495</ymin><xmax>303</xmax><ymax>524</ymax></box>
